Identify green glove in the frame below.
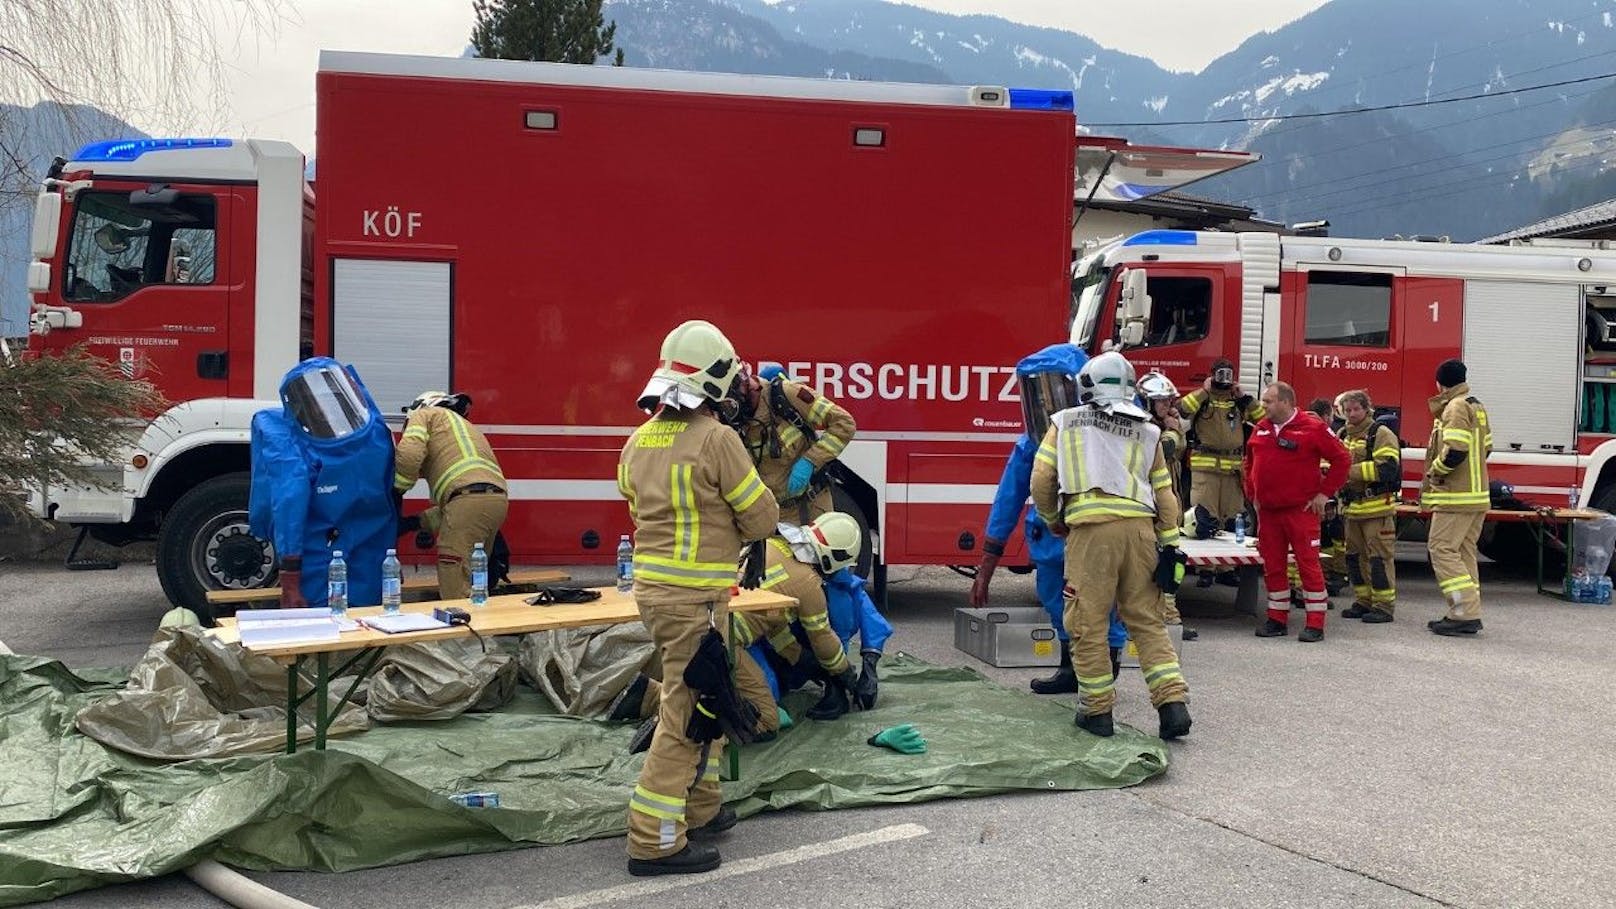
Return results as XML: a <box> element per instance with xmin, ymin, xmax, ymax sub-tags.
<box><xmin>867</xmin><ymin>724</ymin><xmax>926</xmax><ymax>754</ymax></box>
<box><xmin>777</xmin><ymin>705</ymin><xmax>794</xmax><ymax>731</ymax></box>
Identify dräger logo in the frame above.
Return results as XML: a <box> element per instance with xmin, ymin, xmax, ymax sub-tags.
<box><xmin>316</xmin><ymin>484</ymin><xmax>339</xmax><ymax>495</ymax></box>
<box><xmin>783</xmin><ymin>361</ymin><xmax>1020</xmax><ymax>403</ymax></box>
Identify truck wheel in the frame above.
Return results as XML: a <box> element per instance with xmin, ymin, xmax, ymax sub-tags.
<box><xmin>156</xmin><ymin>473</ymin><xmax>276</xmax><ymax>614</ymax></box>
<box><xmin>831</xmin><ymin>484</ymin><xmax>874</xmax><ymax>580</ymax></box>
<box><xmin>1477</xmin><ymin>522</ymin><xmax>1553</xmax><ymax>577</ymax></box>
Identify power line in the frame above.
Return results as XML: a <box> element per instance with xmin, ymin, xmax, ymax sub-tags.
<box><xmin>1088</xmin><ymin>71</ymin><xmax>1616</xmax><ymax>127</ymax></box>
<box><xmin>1320</xmin><ymin>148</ymin><xmax>1614</xmax><ymax>224</ymax></box>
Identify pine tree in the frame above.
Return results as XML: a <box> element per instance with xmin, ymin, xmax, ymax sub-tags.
<box><xmin>469</xmin><ymin>0</ymin><xmax>625</xmax><ymax>66</ymax></box>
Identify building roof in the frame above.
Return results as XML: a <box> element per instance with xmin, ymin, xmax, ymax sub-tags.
<box><xmin>1480</xmin><ymin>198</ymin><xmax>1616</xmax><ymax>244</ymax></box>
<box><xmin>1083</xmin><ymin>190</ymin><xmax>1282</xmax><ymax>227</ymax></box>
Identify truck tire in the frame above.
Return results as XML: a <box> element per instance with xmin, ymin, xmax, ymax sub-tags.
<box><xmin>1476</xmin><ymin>522</ymin><xmax>1542</xmax><ymax>576</ymax></box>
<box><xmin>830</xmin><ymin>484</ymin><xmax>874</xmax><ymax>580</ymax></box>
<box><xmin>156</xmin><ymin>473</ymin><xmax>276</xmax><ymax>615</ymax></box>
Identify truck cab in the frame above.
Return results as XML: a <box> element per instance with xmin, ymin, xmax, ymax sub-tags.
<box><xmin>25</xmin><ymin>138</ymin><xmax>311</xmax><ymax>606</ymax></box>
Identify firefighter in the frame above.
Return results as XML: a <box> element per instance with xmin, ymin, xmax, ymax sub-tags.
<box><xmin>393</xmin><ymin>391</ymin><xmax>508</xmax><ymax>600</ymax></box>
<box><xmin>1029</xmin><ymin>351</ymin><xmax>1192</xmax><ymax>741</ymax></box>
<box><xmin>615</xmin><ymin>511</ymin><xmax>873</xmax><ymax>742</ymax></box>
<box><xmin>248</xmin><ymin>358</ymin><xmax>396</xmax><ymax>609</ymax></box>
<box><xmin>1178</xmin><ymin>356</ymin><xmax>1264</xmax><ymax>587</ymax></box>
<box><xmin>1246</xmin><ymin>382</ymin><xmax>1350</xmax><ymax>643</ymax></box>
<box><xmin>617</xmin><ymin>319</ymin><xmax>780</xmax><ymax>876</ymax></box>
<box><xmin>1136</xmin><ymin>371</ymin><xmax>1197</xmax><ymax>637</ymax></box>
<box><xmin>972</xmin><ymin>344</ymin><xmax>1128</xmax><ymax>694</ymax></box>
<box><xmin>1335</xmin><ymin>390</ymin><xmax>1402</xmax><ymax>622</ymax></box>
<box><xmin>1423</xmin><ymin>359</ymin><xmax>1492</xmax><ymax>637</ymax></box>
<box><xmin>726</xmin><ymin>363</ymin><xmax>856</xmax><ymax>523</ymax></box>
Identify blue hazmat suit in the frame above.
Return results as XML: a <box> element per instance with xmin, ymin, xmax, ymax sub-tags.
<box><xmin>749</xmin><ymin>567</ymin><xmax>891</xmax><ymax>702</ymax></box>
<box><xmin>985</xmin><ymin>344</ymin><xmax>1127</xmax><ymax>649</ymax></box>
<box><xmin>248</xmin><ymin>358</ymin><xmax>397</xmax><ymax>608</ymax></box>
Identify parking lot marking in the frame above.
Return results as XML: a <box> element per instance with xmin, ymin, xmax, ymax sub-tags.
<box><xmin>520</xmin><ymin>822</ymin><xmax>931</xmax><ymax>909</ymax></box>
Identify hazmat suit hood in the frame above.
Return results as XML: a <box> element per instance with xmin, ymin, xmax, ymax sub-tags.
<box><xmin>1017</xmin><ymin>343</ymin><xmax>1090</xmax><ymax>444</ymax></box>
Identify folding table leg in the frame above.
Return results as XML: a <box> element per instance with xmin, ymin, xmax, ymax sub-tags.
<box><xmin>285</xmin><ymin>658</ymin><xmax>302</xmax><ymax>755</ymax></box>
<box><xmin>314</xmin><ymin>652</ymin><xmax>331</xmax><ymax>751</ymax></box>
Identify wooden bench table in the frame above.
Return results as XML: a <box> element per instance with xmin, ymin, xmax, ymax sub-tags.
<box><xmin>210</xmin><ymin>585</ymin><xmax>800</xmax><ymax>759</ymax></box>
<box><xmin>1395</xmin><ymin>503</ymin><xmax>1607</xmax><ymax>599</ymax></box>
<box><xmin>204</xmin><ymin>568</ymin><xmax>571</xmax><ymax>607</ymax></box>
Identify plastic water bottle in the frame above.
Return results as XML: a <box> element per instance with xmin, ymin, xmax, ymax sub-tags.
<box><xmin>1599</xmin><ymin>575</ymin><xmax>1613</xmax><ymax>605</ymax></box>
<box><xmin>1570</xmin><ymin>486</ymin><xmax>1581</xmax><ymax>510</ymax></box>
<box><xmin>327</xmin><ymin>551</ymin><xmax>348</xmax><ymax>618</ymax></box>
<box><xmin>450</xmin><ymin>791</ymin><xmax>500</xmax><ymax>809</ymax></box>
<box><xmin>616</xmin><ymin>534</ymin><xmax>634</xmax><ymax>593</ymax></box>
<box><xmin>382</xmin><ymin>548</ymin><xmax>402</xmax><ymax>615</ymax></box>
<box><xmin>1234</xmin><ymin>513</ymin><xmax>1247</xmax><ymax>544</ymax></box>
<box><xmin>469</xmin><ymin>542</ymin><xmax>488</xmax><ymax>606</ymax></box>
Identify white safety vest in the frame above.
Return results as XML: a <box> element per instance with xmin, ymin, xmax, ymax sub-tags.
<box><xmin>1051</xmin><ymin>405</ymin><xmax>1161</xmax><ymax>507</ymax></box>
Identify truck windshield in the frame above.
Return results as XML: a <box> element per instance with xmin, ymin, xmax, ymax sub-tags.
<box><xmin>1069</xmin><ymin>254</ymin><xmax>1112</xmax><ymax>348</ymax></box>
<box><xmin>63</xmin><ymin>191</ymin><xmax>216</xmax><ymax>302</ymax></box>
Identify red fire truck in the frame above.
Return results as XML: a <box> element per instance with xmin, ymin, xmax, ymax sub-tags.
<box><xmin>1076</xmin><ymin>229</ymin><xmax>1616</xmax><ymax>561</ymax></box>
<box><xmin>22</xmin><ymin>51</ymin><xmax>1254</xmax><ymax>608</ymax></box>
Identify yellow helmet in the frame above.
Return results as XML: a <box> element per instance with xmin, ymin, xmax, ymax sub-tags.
<box><xmin>638</xmin><ymin>320</ymin><xmax>741</xmax><ymax>411</ymax></box>
<box><xmin>806</xmin><ymin>511</ymin><xmax>862</xmax><ymax>574</ymax></box>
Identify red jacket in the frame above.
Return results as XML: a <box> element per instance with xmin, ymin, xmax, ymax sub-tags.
<box><xmin>1243</xmin><ymin>410</ymin><xmax>1350</xmax><ymax>510</ymax></box>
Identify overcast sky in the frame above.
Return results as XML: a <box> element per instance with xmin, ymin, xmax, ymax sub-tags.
<box><xmin>220</xmin><ymin>0</ymin><xmax>1329</xmax><ymax>154</ymax></box>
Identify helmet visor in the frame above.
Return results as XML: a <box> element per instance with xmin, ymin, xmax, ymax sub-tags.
<box><xmin>284</xmin><ymin>365</ymin><xmax>370</xmax><ymax>440</ymax></box>
<box><xmin>1020</xmin><ymin>372</ymin><xmax>1078</xmax><ymax>442</ymax></box>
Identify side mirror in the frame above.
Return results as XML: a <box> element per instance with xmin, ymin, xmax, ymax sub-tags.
<box><xmin>129</xmin><ymin>185</ymin><xmax>178</xmax><ymax>207</ymax></box>
<box><xmin>1117</xmin><ymin>269</ymin><xmax>1151</xmax><ymax>349</ymax></box>
<box><xmin>1120</xmin><ymin>269</ymin><xmax>1150</xmax><ymax>321</ymax></box>
<box><xmin>30</xmin><ymin>190</ymin><xmax>62</xmax><ymax>259</ymax></box>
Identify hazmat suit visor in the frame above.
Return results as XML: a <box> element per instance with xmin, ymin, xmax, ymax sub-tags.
<box><xmin>1020</xmin><ymin>372</ymin><xmax>1078</xmax><ymax>443</ymax></box>
<box><xmin>282</xmin><ymin>365</ymin><xmax>372</xmax><ymax>440</ymax></box>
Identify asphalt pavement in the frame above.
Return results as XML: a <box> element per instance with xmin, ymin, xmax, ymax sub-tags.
<box><xmin>4</xmin><ymin>547</ymin><xmax>1613</xmax><ymax>909</ymax></box>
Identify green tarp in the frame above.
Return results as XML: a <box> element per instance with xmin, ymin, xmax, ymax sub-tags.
<box><xmin>0</xmin><ymin>652</ymin><xmax>1168</xmax><ymax>907</ymax></box>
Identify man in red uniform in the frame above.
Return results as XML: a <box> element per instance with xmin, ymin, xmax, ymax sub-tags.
<box><xmin>1244</xmin><ymin>381</ymin><xmax>1351</xmax><ymax>643</ymax></box>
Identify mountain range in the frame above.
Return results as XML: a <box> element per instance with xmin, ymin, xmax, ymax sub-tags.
<box><xmin>609</xmin><ymin>0</ymin><xmax>1616</xmax><ymax>240</ymax></box>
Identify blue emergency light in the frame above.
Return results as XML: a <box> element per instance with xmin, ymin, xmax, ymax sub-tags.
<box><xmin>71</xmin><ymin>137</ymin><xmax>234</xmax><ymax>163</ymax></box>
<box><xmin>1008</xmin><ymin>88</ymin><xmax>1075</xmax><ymax>111</ymax></box>
<box><xmin>1122</xmin><ymin>230</ymin><xmax>1199</xmax><ymax>247</ymax></box>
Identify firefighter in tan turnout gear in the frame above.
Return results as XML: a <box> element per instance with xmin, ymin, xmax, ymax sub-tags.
<box><xmin>726</xmin><ymin>364</ymin><xmax>856</xmax><ymax>522</ymax></box>
<box><xmin>1335</xmin><ymin>390</ymin><xmax>1403</xmax><ymax>623</ymax></box>
<box><xmin>616</xmin><ymin>320</ymin><xmax>780</xmax><ymax>876</ymax></box>
<box><xmin>1422</xmin><ymin>359</ymin><xmax>1492</xmax><ymax>637</ymax></box>
<box><xmin>1178</xmin><ymin>356</ymin><xmax>1264</xmax><ymax>587</ymax></box>
<box><xmin>393</xmin><ymin>391</ymin><xmax>508</xmax><ymax>600</ymax></box>
<box><xmin>1030</xmin><ymin>351</ymin><xmax>1192</xmax><ymax>741</ymax></box>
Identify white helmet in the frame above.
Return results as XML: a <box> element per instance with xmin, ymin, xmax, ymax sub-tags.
<box><xmin>1077</xmin><ymin>351</ymin><xmax>1141</xmax><ymax>412</ymax></box>
<box><xmin>1138</xmin><ymin>371</ymin><xmax>1178</xmax><ymax>402</ymax></box>
<box><xmin>405</xmin><ymin>390</ymin><xmax>471</xmax><ymax>416</ymax></box>
<box><xmin>805</xmin><ymin>511</ymin><xmax>862</xmax><ymax>574</ymax></box>
<box><xmin>637</xmin><ymin>320</ymin><xmax>741</xmax><ymax>411</ymax></box>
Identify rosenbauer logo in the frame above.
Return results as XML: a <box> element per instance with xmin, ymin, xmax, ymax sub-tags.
<box><xmin>782</xmin><ymin>361</ymin><xmax>1020</xmax><ymax>404</ymax></box>
<box><xmin>973</xmin><ymin>417</ymin><xmax>1022</xmax><ymax>429</ymax></box>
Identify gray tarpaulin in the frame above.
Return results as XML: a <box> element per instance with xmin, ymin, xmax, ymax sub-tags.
<box><xmin>517</xmin><ymin>623</ymin><xmax>654</xmax><ymax>716</ymax></box>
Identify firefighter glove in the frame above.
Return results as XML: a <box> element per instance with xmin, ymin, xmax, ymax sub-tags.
<box><xmin>398</xmin><ymin>514</ymin><xmax>422</xmax><ymax>536</ymax></box>
<box><xmin>867</xmin><ymin>724</ymin><xmax>927</xmax><ymax>754</ymax></box>
<box><xmin>1155</xmin><ymin>546</ymin><xmax>1185</xmax><ymax>594</ymax></box>
<box><xmin>414</xmin><ymin>529</ymin><xmax>436</xmax><ymax>551</ymax></box>
<box><xmin>854</xmin><ymin>650</ymin><xmax>880</xmax><ymax>710</ymax></box>
<box><xmin>788</xmin><ymin>457</ymin><xmax>815</xmax><ymax>496</ymax></box>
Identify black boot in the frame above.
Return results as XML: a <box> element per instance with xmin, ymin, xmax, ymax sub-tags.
<box><xmin>1362</xmin><ymin>609</ymin><xmax>1394</xmax><ymax>624</ymax></box>
<box><xmin>806</xmin><ymin>671</ymin><xmax>853</xmax><ymax>720</ymax></box>
<box><xmin>1157</xmin><ymin>701</ymin><xmax>1192</xmax><ymax>740</ymax></box>
<box><xmin>1075</xmin><ymin>710</ymin><xmax>1114</xmax><ymax>737</ymax></box>
<box><xmin>1341</xmin><ymin>603</ymin><xmax>1372</xmax><ymax>619</ymax></box>
<box><xmin>609</xmin><ymin>673</ymin><xmax>650</xmax><ymax>723</ymax></box>
<box><xmin>628</xmin><ymin>715</ymin><xmax>658</xmax><ymax>755</ymax></box>
<box><xmin>688</xmin><ymin>805</ymin><xmax>737</xmax><ymax>841</ymax></box>
<box><xmin>1255</xmin><ymin>617</ymin><xmax>1288</xmax><ymax>637</ymax></box>
<box><xmin>627</xmin><ymin>842</ymin><xmax>721</xmax><ymax>877</ymax></box>
<box><xmin>1109</xmin><ymin>647</ymin><xmax>1121</xmax><ymax>680</ymax></box>
<box><xmin>1196</xmin><ymin>571</ymin><xmax>1215</xmax><ymax>588</ymax></box>
<box><xmin>1429</xmin><ymin>617</ymin><xmax>1483</xmax><ymax>636</ymax></box>
<box><xmin>1030</xmin><ymin>648</ymin><xmax>1077</xmax><ymax>694</ymax></box>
